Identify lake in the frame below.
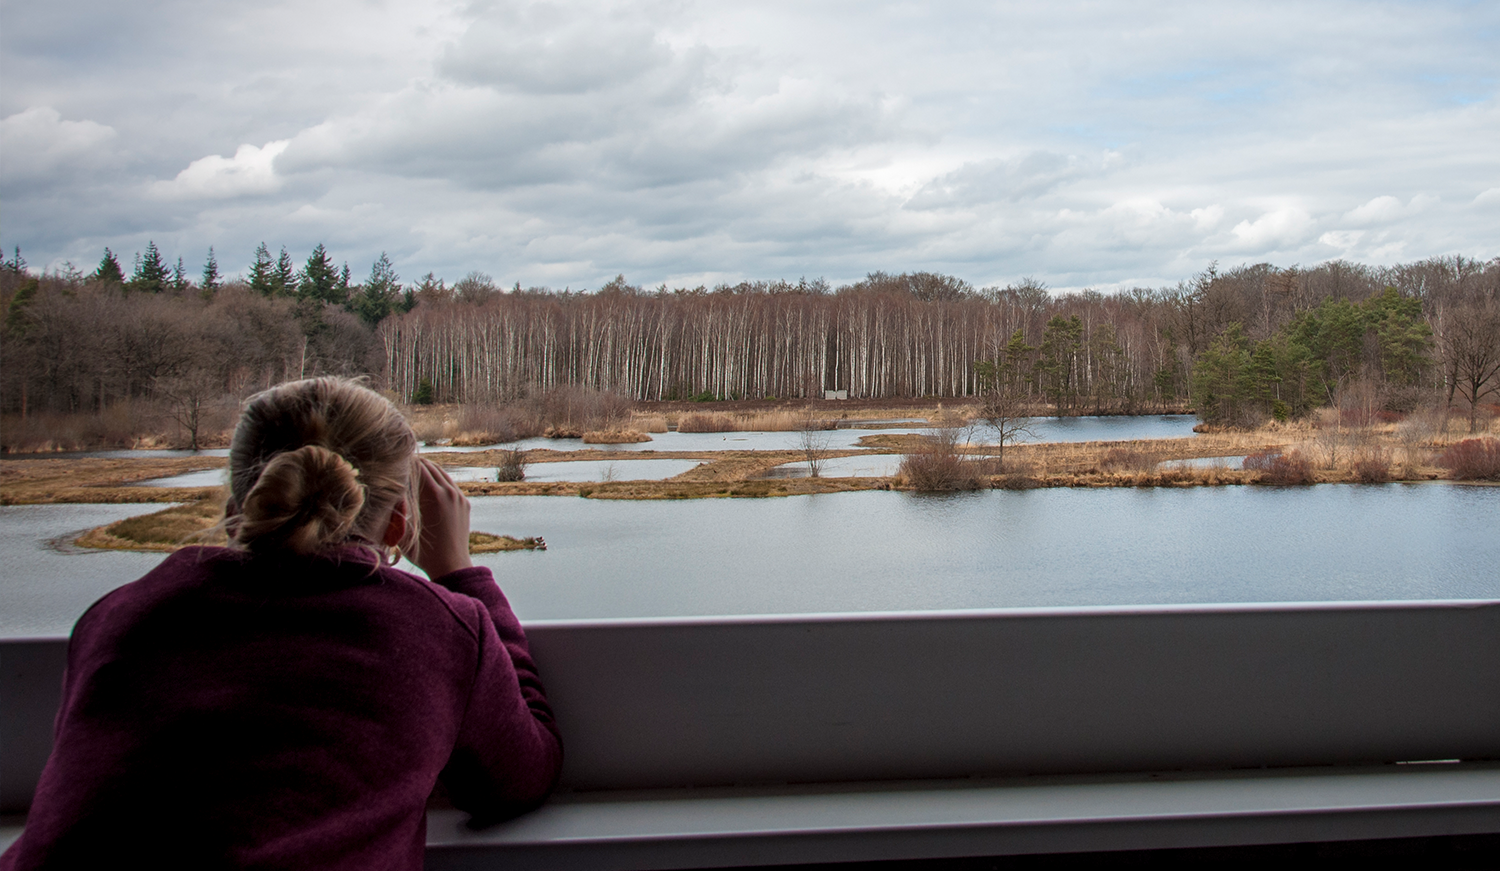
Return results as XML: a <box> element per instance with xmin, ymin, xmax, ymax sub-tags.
<box><xmin>4</xmin><ymin>483</ymin><xmax>1496</xmax><ymax>637</ymax></box>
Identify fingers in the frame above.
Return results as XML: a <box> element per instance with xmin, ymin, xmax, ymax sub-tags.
<box><xmin>413</xmin><ymin>458</ymin><xmax>474</xmax><ymax>579</ymax></box>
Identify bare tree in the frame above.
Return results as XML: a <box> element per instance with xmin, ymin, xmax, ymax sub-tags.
<box><xmin>974</xmin><ymin>332</ymin><xmax>1037</xmax><ymax>469</ymax></box>
<box><xmin>795</xmin><ymin>407</ymin><xmax>835</xmax><ymax>477</ymax></box>
<box><xmin>1439</xmin><ymin>296</ymin><xmax>1500</xmax><ymax>433</ymax></box>
<box><xmin>157</xmin><ymin>367</ymin><xmax>223</xmax><ymax>451</ymax></box>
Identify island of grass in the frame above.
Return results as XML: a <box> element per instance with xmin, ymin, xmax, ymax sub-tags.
<box><xmin>71</xmin><ymin>498</ymin><xmax>546</xmax><ymax>555</ymax></box>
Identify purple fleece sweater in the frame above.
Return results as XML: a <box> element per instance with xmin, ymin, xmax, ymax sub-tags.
<box><xmin>2</xmin><ymin>546</ymin><xmax>562</xmax><ymax>870</ymax></box>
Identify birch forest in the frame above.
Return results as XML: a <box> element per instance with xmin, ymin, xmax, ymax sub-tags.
<box><xmin>378</xmin><ymin>259</ymin><xmax>1500</xmax><ymax>414</ymax></box>
<box><xmin>4</xmin><ymin>248</ymin><xmax>1499</xmax><ymax>445</ymax></box>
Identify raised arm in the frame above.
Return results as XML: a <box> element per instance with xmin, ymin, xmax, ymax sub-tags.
<box><xmin>413</xmin><ymin>458</ymin><xmax>563</xmax><ymax>819</ymax></box>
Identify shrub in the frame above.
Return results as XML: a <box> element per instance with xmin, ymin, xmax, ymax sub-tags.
<box><xmin>898</xmin><ymin>427</ymin><xmax>983</xmax><ymax>491</ymax></box>
<box><xmin>1350</xmin><ymin>448</ymin><xmax>1392</xmax><ymax>484</ymax></box>
<box><xmin>898</xmin><ymin>452</ymin><xmax>983</xmax><ymax>491</ymax></box>
<box><xmin>495</xmin><ymin>449</ymin><xmax>527</xmax><ymax>482</ymax></box>
<box><xmin>411</xmin><ymin>377</ymin><xmax>435</xmax><ymax>405</ymax></box>
<box><xmin>1436</xmin><ymin>438</ymin><xmax>1500</xmax><ymax>480</ymax></box>
<box><xmin>1244</xmin><ymin>448</ymin><xmax>1314</xmax><ymax>485</ymax></box>
<box><xmin>677</xmin><ymin>412</ymin><xmax>737</xmax><ymax>433</ymax></box>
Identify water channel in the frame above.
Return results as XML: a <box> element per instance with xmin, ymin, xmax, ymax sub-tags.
<box><xmin>5</xmin><ymin>483</ymin><xmax>1497</xmax><ymax>638</ymax></box>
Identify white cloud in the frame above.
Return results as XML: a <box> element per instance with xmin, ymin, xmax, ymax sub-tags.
<box><xmin>1229</xmin><ymin>207</ymin><xmax>1315</xmax><ymax>253</ymax></box>
<box><xmin>1343</xmin><ymin>195</ymin><xmax>1403</xmax><ymax>225</ymax></box>
<box><xmin>1319</xmin><ymin>229</ymin><xmax>1365</xmax><ymax>249</ymax></box>
<box><xmin>151</xmin><ymin>141</ymin><xmax>290</xmax><ymax>200</ymax></box>
<box><xmin>0</xmin><ymin>107</ymin><xmax>116</xmax><ymax>179</ymax></box>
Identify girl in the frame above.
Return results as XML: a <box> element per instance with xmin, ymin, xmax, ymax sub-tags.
<box><xmin>4</xmin><ymin>377</ymin><xmax>561</xmax><ymax>870</ymax></box>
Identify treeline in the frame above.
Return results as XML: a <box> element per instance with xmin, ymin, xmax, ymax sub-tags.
<box><xmin>3</xmin><ymin>242</ymin><xmax>1499</xmax><ymax>443</ymax></box>
<box><xmin>380</xmin><ymin>260</ymin><xmax>1500</xmax><ymax>428</ymax></box>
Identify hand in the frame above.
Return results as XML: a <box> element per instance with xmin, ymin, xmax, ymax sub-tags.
<box><xmin>414</xmin><ymin>457</ymin><xmax>475</xmax><ymax>579</ymax></box>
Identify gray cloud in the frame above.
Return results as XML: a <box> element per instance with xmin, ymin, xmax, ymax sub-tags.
<box><xmin>2</xmin><ymin>0</ymin><xmax>1496</xmax><ymax>292</ymax></box>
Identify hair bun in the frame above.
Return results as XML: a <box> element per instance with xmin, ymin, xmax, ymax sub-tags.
<box><xmin>235</xmin><ymin>445</ymin><xmax>366</xmax><ymax>556</ymax></box>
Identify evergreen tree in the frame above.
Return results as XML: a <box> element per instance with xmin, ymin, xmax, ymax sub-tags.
<box><xmin>1190</xmin><ymin>324</ymin><xmax>1253</xmax><ymax>424</ymax></box>
<box><xmin>131</xmin><ymin>241</ymin><xmax>171</xmax><ymax>292</ymax></box>
<box><xmin>1</xmin><ymin>246</ymin><xmax>27</xmax><ymax>274</ymax></box>
<box><xmin>249</xmin><ymin>243</ymin><xmax>276</xmax><ymax>295</ymax></box>
<box><xmin>171</xmin><ymin>257</ymin><xmax>190</xmax><ymax>293</ymax></box>
<box><xmin>274</xmin><ymin>247</ymin><xmax>297</xmax><ymax>296</ymax></box>
<box><xmin>350</xmin><ymin>252</ymin><xmax>402</xmax><ymax>327</ymax></box>
<box><xmin>1035</xmin><ymin>315</ymin><xmax>1083</xmax><ymax>411</ymax></box>
<box><xmin>201</xmin><ymin>247</ymin><xmax>221</xmax><ymax>293</ymax></box>
<box><xmin>93</xmin><ymin>248</ymin><xmax>125</xmax><ymax>284</ymax></box>
<box><xmin>299</xmin><ymin>244</ymin><xmax>342</xmax><ymax>304</ymax></box>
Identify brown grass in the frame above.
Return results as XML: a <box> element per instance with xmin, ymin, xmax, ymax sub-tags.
<box><xmin>582</xmin><ymin>429</ymin><xmax>651</xmax><ymax>444</ymax></box>
<box><xmin>0</xmin><ymin>456</ymin><xmax>227</xmax><ymax>504</ymax></box>
<box><xmin>469</xmin><ymin>532</ymin><xmax>546</xmax><ymax>552</ymax></box>
<box><xmin>631</xmin><ymin>413</ymin><xmax>670</xmax><ymax>433</ymax></box>
<box><xmin>676</xmin><ymin>412</ymin><xmax>739</xmax><ymax>433</ymax></box>
<box><xmin>76</xmin><ymin>499</ymin><xmax>226</xmax><ymax>551</ymax></box>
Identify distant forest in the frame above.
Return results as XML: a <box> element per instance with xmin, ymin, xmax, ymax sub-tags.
<box><xmin>3</xmin><ymin>242</ymin><xmax>1498</xmax><ymax>438</ymax></box>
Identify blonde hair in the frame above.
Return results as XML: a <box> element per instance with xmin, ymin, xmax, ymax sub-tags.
<box><xmin>227</xmin><ymin>377</ymin><xmax>418</xmax><ymax>559</ymax></box>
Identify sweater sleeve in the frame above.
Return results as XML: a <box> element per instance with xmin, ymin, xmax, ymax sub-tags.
<box><xmin>431</xmin><ymin>567</ymin><xmax>563</xmax><ymax>822</ymax></box>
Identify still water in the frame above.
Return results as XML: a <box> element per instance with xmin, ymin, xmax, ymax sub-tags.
<box><xmin>4</xmin><ymin>483</ymin><xmax>1496</xmax><ymax>637</ymax></box>
<box><xmin>436</xmin><ymin>415</ymin><xmax>1199</xmax><ymax>454</ymax></box>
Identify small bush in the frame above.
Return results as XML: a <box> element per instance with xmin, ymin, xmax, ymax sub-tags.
<box><xmin>411</xmin><ymin>378</ymin><xmax>435</xmax><ymax>405</ymax></box>
<box><xmin>1436</xmin><ymin>438</ymin><xmax>1500</xmax><ymax>480</ymax></box>
<box><xmin>898</xmin><ymin>427</ymin><xmax>983</xmax><ymax>491</ymax></box>
<box><xmin>1350</xmin><ymin>448</ymin><xmax>1392</xmax><ymax>484</ymax></box>
<box><xmin>899</xmin><ymin>452</ymin><xmax>983</xmax><ymax>491</ymax></box>
<box><xmin>677</xmin><ymin>412</ymin><xmax>737</xmax><ymax>433</ymax></box>
<box><xmin>495</xmin><ymin>449</ymin><xmax>527</xmax><ymax>482</ymax></box>
<box><xmin>1244</xmin><ymin>449</ymin><xmax>1314</xmax><ymax>485</ymax></box>
<box><xmin>543</xmin><ymin>425</ymin><xmax>582</xmax><ymax>439</ymax></box>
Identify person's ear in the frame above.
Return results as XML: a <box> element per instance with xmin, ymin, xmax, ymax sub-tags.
<box><xmin>383</xmin><ymin>499</ymin><xmax>408</xmax><ymax>548</ymax></box>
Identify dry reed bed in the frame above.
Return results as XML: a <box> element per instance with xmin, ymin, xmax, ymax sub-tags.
<box><xmin>0</xmin><ymin>457</ymin><xmax>227</xmax><ymax>505</ymax></box>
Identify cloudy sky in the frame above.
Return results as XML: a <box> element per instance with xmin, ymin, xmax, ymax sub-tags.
<box><xmin>2</xmin><ymin>0</ymin><xmax>1496</xmax><ymax>292</ymax></box>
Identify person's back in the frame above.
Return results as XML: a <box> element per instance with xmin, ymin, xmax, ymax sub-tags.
<box><xmin>3</xmin><ymin>378</ymin><xmax>561</xmax><ymax>870</ymax></box>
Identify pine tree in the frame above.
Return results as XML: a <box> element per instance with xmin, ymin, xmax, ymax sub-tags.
<box><xmin>201</xmin><ymin>247</ymin><xmax>221</xmax><ymax>293</ymax></box>
<box><xmin>172</xmin><ymin>257</ymin><xmax>190</xmax><ymax>293</ymax></box>
<box><xmin>350</xmin><ymin>252</ymin><xmax>401</xmax><ymax>327</ymax></box>
<box><xmin>249</xmin><ymin>243</ymin><xmax>275</xmax><ymax>295</ymax></box>
<box><xmin>299</xmin><ymin>243</ymin><xmax>342</xmax><ymax>304</ymax></box>
<box><xmin>131</xmin><ymin>241</ymin><xmax>171</xmax><ymax>292</ymax></box>
<box><xmin>1</xmin><ymin>246</ymin><xmax>27</xmax><ymax>274</ymax></box>
<box><xmin>274</xmin><ymin>247</ymin><xmax>296</xmax><ymax>296</ymax></box>
<box><xmin>94</xmin><ymin>248</ymin><xmax>125</xmax><ymax>284</ymax></box>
